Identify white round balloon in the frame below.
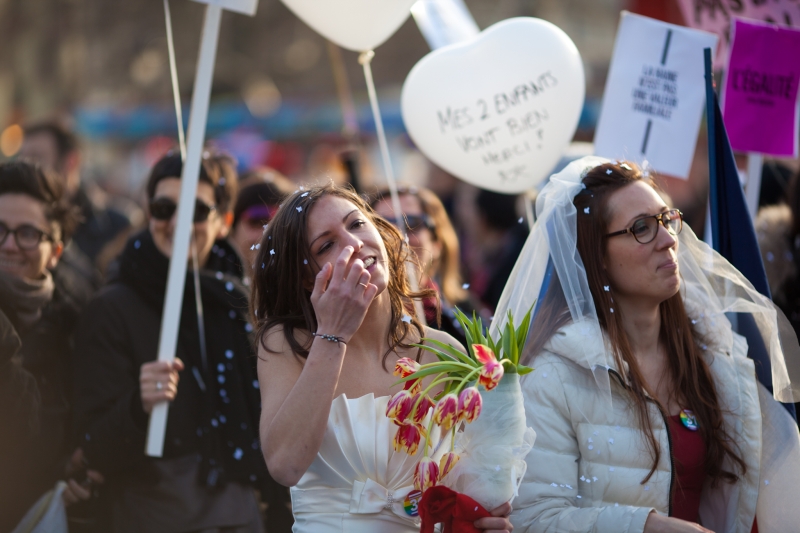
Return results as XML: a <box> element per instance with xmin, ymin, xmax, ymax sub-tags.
<box><xmin>401</xmin><ymin>17</ymin><xmax>585</xmax><ymax>193</ymax></box>
<box><xmin>280</xmin><ymin>0</ymin><xmax>417</xmax><ymax>52</ymax></box>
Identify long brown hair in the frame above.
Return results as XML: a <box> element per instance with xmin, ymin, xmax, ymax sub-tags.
<box><xmin>370</xmin><ymin>185</ymin><xmax>467</xmax><ymax>305</ymax></box>
<box><xmin>250</xmin><ymin>183</ymin><xmax>435</xmax><ymax>367</ymax></box>
<box><xmin>526</xmin><ymin>162</ymin><xmax>745</xmax><ymax>486</ymax></box>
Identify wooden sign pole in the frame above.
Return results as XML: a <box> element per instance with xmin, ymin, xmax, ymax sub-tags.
<box><xmin>147</xmin><ymin>0</ymin><xmax>258</xmax><ymax>457</ymax></box>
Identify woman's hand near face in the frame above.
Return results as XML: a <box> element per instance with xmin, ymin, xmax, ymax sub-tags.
<box><xmin>139</xmin><ymin>358</ymin><xmax>184</xmax><ymax>414</ymax></box>
<box><xmin>644</xmin><ymin>513</ymin><xmax>715</xmax><ymax>533</ymax></box>
<box><xmin>474</xmin><ymin>502</ymin><xmax>513</xmax><ymax>532</ymax></box>
<box><xmin>310</xmin><ymin>245</ymin><xmax>378</xmax><ymax>343</ymax></box>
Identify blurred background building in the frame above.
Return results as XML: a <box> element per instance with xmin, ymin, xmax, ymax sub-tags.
<box><xmin>0</xmin><ymin>0</ymin><xmax>661</xmax><ymax>193</ymax></box>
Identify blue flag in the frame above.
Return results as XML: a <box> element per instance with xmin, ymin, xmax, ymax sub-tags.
<box><xmin>703</xmin><ymin>48</ymin><xmax>795</xmax><ymax>418</ymax></box>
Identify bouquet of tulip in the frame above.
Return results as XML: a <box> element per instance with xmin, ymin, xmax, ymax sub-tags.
<box><xmin>386</xmin><ymin>308</ymin><xmax>535</xmax><ymax>510</ymax></box>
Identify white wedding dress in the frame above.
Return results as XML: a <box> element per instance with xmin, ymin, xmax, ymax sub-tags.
<box><xmin>290</xmin><ymin>393</ymin><xmax>447</xmax><ymax>533</ymax></box>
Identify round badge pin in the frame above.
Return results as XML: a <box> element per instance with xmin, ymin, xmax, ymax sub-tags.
<box><xmin>679</xmin><ymin>409</ymin><xmax>698</xmax><ymax>431</ymax></box>
<box><xmin>404</xmin><ymin>490</ymin><xmax>422</xmax><ymax>517</ymax></box>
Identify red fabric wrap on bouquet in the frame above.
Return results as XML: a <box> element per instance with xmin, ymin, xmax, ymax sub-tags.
<box><xmin>419</xmin><ymin>485</ymin><xmax>491</xmax><ymax>533</ymax></box>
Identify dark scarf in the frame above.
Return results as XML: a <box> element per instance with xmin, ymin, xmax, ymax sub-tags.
<box><xmin>116</xmin><ymin>230</ymin><xmax>266</xmax><ymax>489</ymax></box>
<box><xmin>0</xmin><ymin>269</ymin><xmax>55</xmax><ymax>329</ymax></box>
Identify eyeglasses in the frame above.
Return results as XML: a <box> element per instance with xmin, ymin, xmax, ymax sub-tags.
<box><xmin>606</xmin><ymin>209</ymin><xmax>683</xmax><ymax>244</ymax></box>
<box><xmin>0</xmin><ymin>222</ymin><xmax>54</xmax><ymax>251</ymax></box>
<box><xmin>149</xmin><ymin>197</ymin><xmax>216</xmax><ymax>223</ymax></box>
<box><xmin>387</xmin><ymin>214</ymin><xmax>435</xmax><ymax>234</ymax></box>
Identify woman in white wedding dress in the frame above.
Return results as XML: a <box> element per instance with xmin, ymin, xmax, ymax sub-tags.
<box><xmin>249</xmin><ymin>184</ymin><xmax>513</xmax><ymax>533</ymax></box>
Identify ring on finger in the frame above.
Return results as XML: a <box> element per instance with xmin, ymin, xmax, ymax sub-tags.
<box><xmin>358</xmin><ymin>282</ymin><xmax>368</xmax><ymax>288</ymax></box>
<box><xmin>156</xmin><ymin>381</ymin><xmax>163</xmax><ymax>391</ymax></box>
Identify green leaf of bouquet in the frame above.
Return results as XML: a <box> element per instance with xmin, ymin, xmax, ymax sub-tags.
<box><xmin>392</xmin><ymin>364</ymin><xmax>472</xmax><ymax>385</ymax></box>
<box><xmin>420</xmin><ymin>339</ymin><xmax>475</xmax><ymax>367</ymax></box>
<box><xmin>517</xmin><ymin>365</ymin><xmax>534</xmax><ymax>375</ymax></box>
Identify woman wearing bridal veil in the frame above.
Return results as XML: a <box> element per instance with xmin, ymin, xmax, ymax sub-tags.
<box><xmin>494</xmin><ymin>157</ymin><xmax>800</xmax><ymax>533</ymax></box>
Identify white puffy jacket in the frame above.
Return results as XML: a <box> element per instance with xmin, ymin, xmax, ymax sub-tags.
<box><xmin>510</xmin><ymin>310</ymin><xmax>800</xmax><ymax>533</ymax></box>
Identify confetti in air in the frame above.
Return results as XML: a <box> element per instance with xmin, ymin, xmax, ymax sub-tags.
<box><xmin>270</xmin><ymin>249</ymin><xmax>275</xmax><ymax>256</ymax></box>
<box><xmin>606</xmin><ymin>169</ymin><xmax>613</xmax><ymax>175</ymax></box>
<box><xmin>518</xmin><ymin>217</ymin><xmax>523</xmax><ymax>224</ymax></box>
<box><xmin>401</xmin><ymin>314</ymin><xmax>412</xmax><ymax>324</ymax></box>
<box><xmin>603</xmin><ymin>286</ymin><xmax>610</xmax><ymax>292</ymax></box>
<box><xmin>296</xmin><ymin>206</ymin><xmax>303</xmax><ymax>212</ymax></box>
<box><xmin>303</xmin><ymin>259</ymin><xmax>308</xmax><ymax>265</ymax></box>
<box><xmin>301</xmin><ymin>192</ymin><xmax>309</xmax><ymax>197</ymax></box>
<box><xmin>620</xmin><ymin>163</ymin><xmax>632</xmax><ymax>170</ymax></box>
<box><xmin>462</xmin><ymin>283</ymin><xmax>470</xmax><ymax>289</ymax></box>
<box><xmin>584</xmin><ymin>207</ymin><xmax>590</xmax><ymax>214</ymax></box>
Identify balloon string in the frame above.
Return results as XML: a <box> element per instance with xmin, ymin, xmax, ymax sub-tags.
<box><xmin>358</xmin><ymin>50</ymin><xmax>425</xmax><ymax>323</ymax></box>
<box><xmin>164</xmin><ymin>0</ymin><xmax>187</xmax><ymax>160</ymax></box>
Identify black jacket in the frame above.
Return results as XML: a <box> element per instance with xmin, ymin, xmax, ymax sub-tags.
<box><xmin>73</xmin><ymin>232</ymin><xmax>266</xmax><ymax>484</ymax></box>
<box><xmin>0</xmin><ymin>286</ymin><xmax>82</xmax><ymax>531</ymax></box>
<box><xmin>72</xmin><ymin>231</ymin><xmax>298</xmax><ymax>532</ymax></box>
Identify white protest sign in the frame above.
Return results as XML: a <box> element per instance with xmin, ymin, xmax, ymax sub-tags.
<box><xmin>401</xmin><ymin>17</ymin><xmax>585</xmax><ymax>194</ymax></box>
<box><xmin>411</xmin><ymin>0</ymin><xmax>479</xmax><ymax>50</ymax></box>
<box><xmin>593</xmin><ymin>12</ymin><xmax>717</xmax><ymax>179</ymax></box>
<box><xmin>147</xmin><ymin>0</ymin><xmax>258</xmax><ymax>458</ymax></box>
<box><xmin>192</xmin><ymin>0</ymin><xmax>257</xmax><ymax>16</ymax></box>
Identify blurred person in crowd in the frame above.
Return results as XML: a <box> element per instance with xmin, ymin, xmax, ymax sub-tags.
<box><xmin>20</xmin><ymin>121</ymin><xmax>140</xmax><ymax>302</ymax></box>
<box><xmin>73</xmin><ymin>151</ymin><xmax>291</xmax><ymax>532</ymax></box>
<box><xmin>370</xmin><ymin>185</ymin><xmax>475</xmax><ymax>345</ymax></box>
<box><xmin>756</xmin><ymin>169</ymin><xmax>800</xmax><ymax>332</ymax></box>
<box><xmin>0</xmin><ymin>161</ymin><xmax>104</xmax><ymax>532</ymax></box>
<box><xmin>230</xmin><ymin>167</ymin><xmax>294</xmax><ymax>271</ymax></box>
<box><xmin>471</xmin><ymin>189</ymin><xmax>528</xmax><ymax>312</ymax></box>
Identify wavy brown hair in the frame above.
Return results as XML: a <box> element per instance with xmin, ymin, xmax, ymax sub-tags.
<box><xmin>526</xmin><ymin>161</ymin><xmax>746</xmax><ymax>486</ymax></box>
<box><xmin>250</xmin><ymin>183</ymin><xmax>435</xmax><ymax>367</ymax></box>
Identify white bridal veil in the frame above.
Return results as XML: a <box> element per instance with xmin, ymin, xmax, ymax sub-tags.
<box><xmin>491</xmin><ymin>155</ymin><xmax>800</xmax><ymax>406</ymax></box>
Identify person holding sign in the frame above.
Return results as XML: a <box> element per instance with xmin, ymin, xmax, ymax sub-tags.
<box><xmin>500</xmin><ymin>158</ymin><xmax>800</xmax><ymax>533</ymax></box>
<box><xmin>251</xmin><ymin>184</ymin><xmax>513</xmax><ymax>532</ymax></box>
<box><xmin>72</xmin><ymin>151</ymin><xmax>277</xmax><ymax>532</ymax></box>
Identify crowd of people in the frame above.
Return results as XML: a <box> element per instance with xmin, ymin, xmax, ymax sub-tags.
<box><xmin>2</xmin><ymin>119</ymin><xmax>800</xmax><ymax>533</ymax></box>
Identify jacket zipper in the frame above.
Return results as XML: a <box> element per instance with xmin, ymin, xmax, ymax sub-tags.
<box><xmin>607</xmin><ymin>369</ymin><xmax>675</xmax><ymax>516</ymax></box>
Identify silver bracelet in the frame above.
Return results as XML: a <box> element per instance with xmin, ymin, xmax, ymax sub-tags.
<box><xmin>312</xmin><ymin>332</ymin><xmax>346</xmax><ymax>345</ymax></box>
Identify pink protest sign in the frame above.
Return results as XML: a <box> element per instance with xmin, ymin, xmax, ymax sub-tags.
<box><xmin>722</xmin><ymin>18</ymin><xmax>800</xmax><ymax>157</ymax></box>
<box><xmin>677</xmin><ymin>0</ymin><xmax>799</xmax><ymax>65</ymax></box>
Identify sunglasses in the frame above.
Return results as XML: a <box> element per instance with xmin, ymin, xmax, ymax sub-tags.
<box><xmin>240</xmin><ymin>204</ymin><xmax>278</xmax><ymax>229</ymax></box>
<box><xmin>605</xmin><ymin>209</ymin><xmax>683</xmax><ymax>244</ymax></box>
<box><xmin>149</xmin><ymin>197</ymin><xmax>217</xmax><ymax>223</ymax></box>
<box><xmin>386</xmin><ymin>214</ymin><xmax>435</xmax><ymax>234</ymax></box>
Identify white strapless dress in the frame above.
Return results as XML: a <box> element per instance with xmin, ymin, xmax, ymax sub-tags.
<box><xmin>291</xmin><ymin>393</ymin><xmax>447</xmax><ymax>533</ymax></box>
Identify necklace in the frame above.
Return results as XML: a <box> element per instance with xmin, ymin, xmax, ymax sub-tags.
<box><xmin>679</xmin><ymin>409</ymin><xmax>698</xmax><ymax>431</ymax></box>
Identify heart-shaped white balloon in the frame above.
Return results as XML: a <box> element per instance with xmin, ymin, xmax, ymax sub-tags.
<box><xmin>401</xmin><ymin>17</ymin><xmax>585</xmax><ymax>193</ymax></box>
<box><xmin>281</xmin><ymin>0</ymin><xmax>417</xmax><ymax>52</ymax></box>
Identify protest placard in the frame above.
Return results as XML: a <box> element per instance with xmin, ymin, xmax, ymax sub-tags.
<box><xmin>677</xmin><ymin>0</ymin><xmax>798</xmax><ymax>65</ymax></box>
<box><xmin>722</xmin><ymin>18</ymin><xmax>800</xmax><ymax>157</ymax></box>
<box><xmin>593</xmin><ymin>12</ymin><xmax>717</xmax><ymax>179</ymax></box>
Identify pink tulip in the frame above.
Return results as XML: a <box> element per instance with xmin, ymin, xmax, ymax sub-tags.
<box><xmin>392</xmin><ymin>422</ymin><xmax>422</xmax><ymax>456</ymax></box>
<box><xmin>386</xmin><ymin>389</ymin><xmax>414</xmax><ymax>423</ymax></box>
<box><xmin>414</xmin><ymin>456</ymin><xmax>440</xmax><ymax>492</ymax></box>
<box><xmin>412</xmin><ymin>394</ymin><xmax>434</xmax><ymax>425</ymax></box>
<box><xmin>432</xmin><ymin>394</ymin><xmax>459</xmax><ymax>430</ymax></box>
<box><xmin>394</xmin><ymin>357</ymin><xmax>420</xmax><ymax>378</ymax></box>
<box><xmin>458</xmin><ymin>387</ymin><xmax>482</xmax><ymax>423</ymax></box>
<box><xmin>473</xmin><ymin>344</ymin><xmax>504</xmax><ymax>391</ymax></box>
<box><xmin>439</xmin><ymin>451</ymin><xmax>460</xmax><ymax>479</ymax></box>
<box><xmin>403</xmin><ymin>377</ymin><xmax>422</xmax><ymax>395</ymax></box>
